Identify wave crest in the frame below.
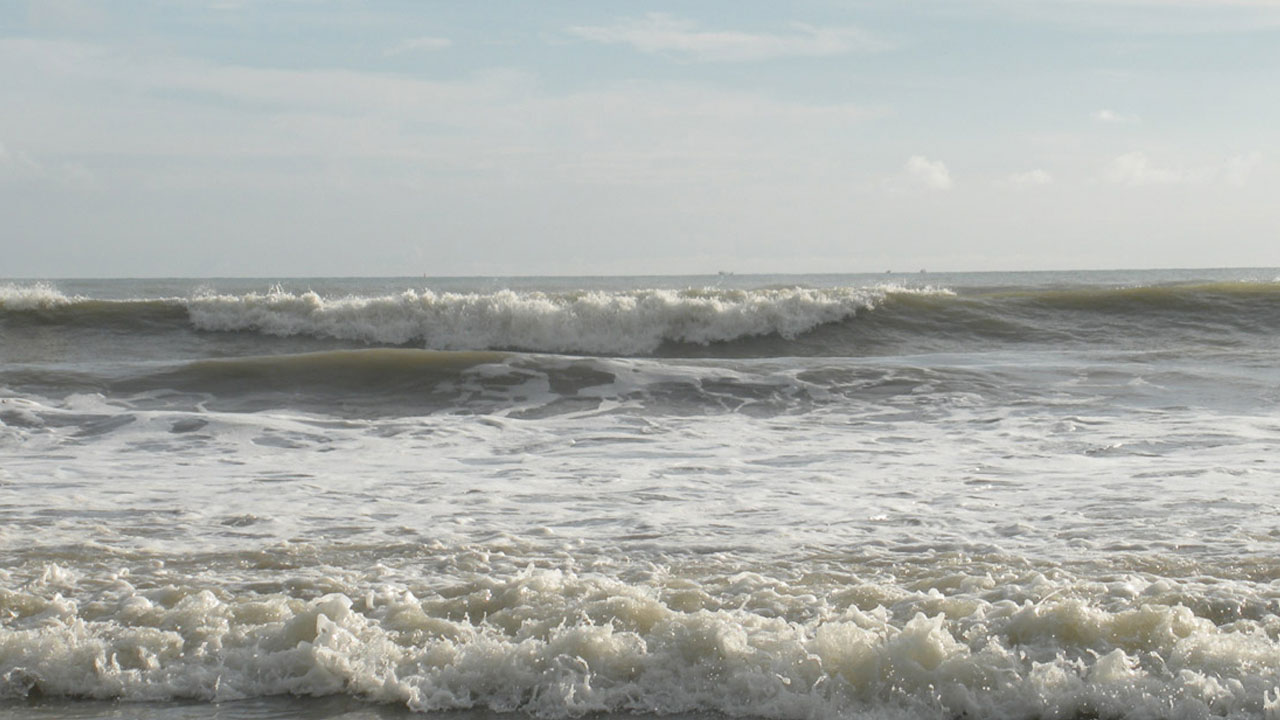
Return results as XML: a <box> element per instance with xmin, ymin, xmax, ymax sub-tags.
<box><xmin>0</xmin><ymin>282</ymin><xmax>78</xmax><ymax>311</ymax></box>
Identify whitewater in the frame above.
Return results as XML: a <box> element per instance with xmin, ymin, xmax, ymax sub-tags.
<box><xmin>1</xmin><ymin>269</ymin><xmax>1279</xmax><ymax>720</ymax></box>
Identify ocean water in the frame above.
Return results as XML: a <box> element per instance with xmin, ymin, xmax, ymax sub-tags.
<box><xmin>1</xmin><ymin>269</ymin><xmax>1279</xmax><ymax>720</ymax></box>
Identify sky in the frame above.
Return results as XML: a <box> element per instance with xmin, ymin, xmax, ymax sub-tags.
<box><xmin>1</xmin><ymin>0</ymin><xmax>1278</xmax><ymax>278</ymax></box>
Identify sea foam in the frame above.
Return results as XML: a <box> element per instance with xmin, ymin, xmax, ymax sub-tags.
<box><xmin>2</xmin><ymin>562</ymin><xmax>1277</xmax><ymax>719</ymax></box>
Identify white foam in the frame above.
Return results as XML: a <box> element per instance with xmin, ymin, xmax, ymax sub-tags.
<box><xmin>184</xmin><ymin>286</ymin><xmax>950</xmax><ymax>354</ymax></box>
<box><xmin>1</xmin><ymin>564</ymin><xmax>1277</xmax><ymax>718</ymax></box>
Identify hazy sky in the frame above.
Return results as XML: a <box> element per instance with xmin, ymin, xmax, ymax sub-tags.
<box><xmin>2</xmin><ymin>0</ymin><xmax>1278</xmax><ymax>277</ymax></box>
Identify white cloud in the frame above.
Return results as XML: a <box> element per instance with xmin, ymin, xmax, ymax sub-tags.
<box><xmin>902</xmin><ymin>155</ymin><xmax>953</xmax><ymax>190</ymax></box>
<box><xmin>1103</xmin><ymin>151</ymin><xmax>1264</xmax><ymax>187</ymax></box>
<box><xmin>1105</xmin><ymin>152</ymin><xmax>1184</xmax><ymax>185</ymax></box>
<box><xmin>384</xmin><ymin>36</ymin><xmax>452</xmax><ymax>57</ymax></box>
<box><xmin>1093</xmin><ymin>109</ymin><xmax>1140</xmax><ymax>124</ymax></box>
<box><xmin>566</xmin><ymin>14</ymin><xmax>889</xmax><ymax>62</ymax></box>
<box><xmin>1007</xmin><ymin>169</ymin><xmax>1053</xmax><ymax>186</ymax></box>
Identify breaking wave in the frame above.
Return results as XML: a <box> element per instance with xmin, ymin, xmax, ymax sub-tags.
<box><xmin>0</xmin><ymin>282</ymin><xmax>76</xmax><ymax>310</ymax></box>
<box><xmin>183</xmin><ymin>286</ymin><xmax>933</xmax><ymax>355</ymax></box>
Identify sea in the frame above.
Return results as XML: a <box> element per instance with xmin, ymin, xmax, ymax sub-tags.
<box><xmin>1</xmin><ymin>268</ymin><xmax>1278</xmax><ymax>720</ymax></box>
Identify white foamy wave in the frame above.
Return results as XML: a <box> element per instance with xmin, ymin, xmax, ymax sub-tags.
<box><xmin>0</xmin><ymin>282</ymin><xmax>78</xmax><ymax>310</ymax></box>
<box><xmin>2</xmin><ymin>563</ymin><xmax>1277</xmax><ymax>719</ymax></box>
<box><xmin>185</xmin><ymin>286</ymin><xmax>949</xmax><ymax>355</ymax></box>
